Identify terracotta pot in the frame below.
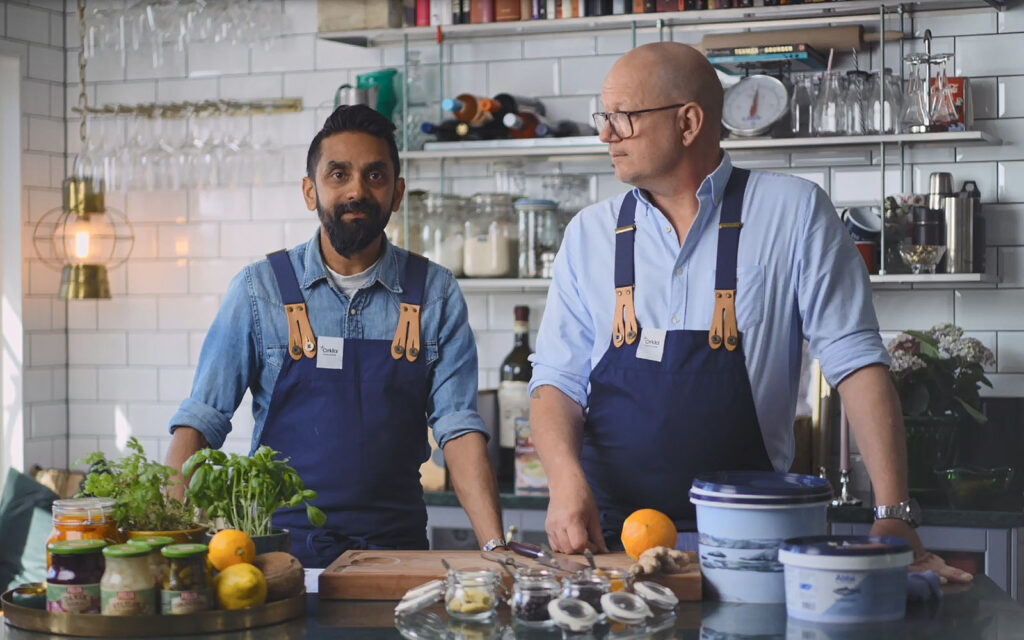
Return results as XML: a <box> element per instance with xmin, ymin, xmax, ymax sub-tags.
<box><xmin>123</xmin><ymin>524</ymin><xmax>208</xmax><ymax>544</ymax></box>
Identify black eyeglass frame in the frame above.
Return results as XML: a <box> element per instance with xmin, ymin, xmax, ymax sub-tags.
<box><xmin>591</xmin><ymin>103</ymin><xmax>689</xmax><ymax>139</ymax></box>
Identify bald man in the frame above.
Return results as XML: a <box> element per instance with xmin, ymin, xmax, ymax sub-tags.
<box><xmin>528</xmin><ymin>43</ymin><xmax>970</xmax><ymax>584</ymax></box>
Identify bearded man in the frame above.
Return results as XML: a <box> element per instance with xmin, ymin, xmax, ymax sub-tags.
<box><xmin>165</xmin><ymin>105</ymin><xmax>504</xmax><ymax>567</ymax></box>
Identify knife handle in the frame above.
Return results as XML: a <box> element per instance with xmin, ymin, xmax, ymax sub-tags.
<box><xmin>508</xmin><ymin>541</ymin><xmax>544</xmax><ymax>559</ymax></box>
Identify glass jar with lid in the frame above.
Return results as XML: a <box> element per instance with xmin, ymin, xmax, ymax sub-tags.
<box><xmin>562</xmin><ymin>571</ymin><xmax>610</xmax><ymax>615</ymax></box>
<box><xmin>421</xmin><ymin>192</ymin><xmax>467</xmax><ymax>276</ymax></box>
<box><xmin>515</xmin><ymin>199</ymin><xmax>561</xmax><ymax>279</ymax></box>
<box><xmin>126</xmin><ymin>535</ymin><xmax>174</xmax><ymax>588</ymax></box>
<box><xmin>46</xmin><ymin>539</ymin><xmax>107</xmax><ymax>614</ymax></box>
<box><xmin>445</xmin><ymin>568</ymin><xmax>501</xmax><ymax>621</ymax></box>
<box><xmin>512</xmin><ymin>568</ymin><xmax>560</xmax><ymax>626</ymax></box>
<box><xmin>541</xmin><ymin>174</ymin><xmax>592</xmax><ymax>214</ymax></box>
<box><xmin>464</xmin><ymin>193</ymin><xmax>518</xmax><ymax>277</ymax></box>
<box><xmin>388</xmin><ymin>189</ymin><xmax>426</xmax><ymax>251</ymax></box>
<box><xmin>101</xmin><ymin>543</ymin><xmax>157</xmax><ymax>615</ymax></box>
<box><xmin>47</xmin><ymin>497</ymin><xmax>120</xmax><ymax>571</ymax></box>
<box><xmin>161</xmin><ymin>543</ymin><xmax>211</xmax><ymax>615</ymax></box>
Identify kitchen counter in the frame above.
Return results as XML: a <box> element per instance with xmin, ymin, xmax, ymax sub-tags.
<box><xmin>4</xmin><ymin>575</ymin><xmax>1023</xmax><ymax>639</ymax></box>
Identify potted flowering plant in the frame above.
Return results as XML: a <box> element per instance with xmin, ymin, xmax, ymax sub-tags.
<box><xmin>887</xmin><ymin>324</ymin><xmax>996</xmax><ymax>502</ymax></box>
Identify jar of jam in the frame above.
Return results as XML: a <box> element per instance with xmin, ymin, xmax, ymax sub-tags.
<box><xmin>161</xmin><ymin>544</ymin><xmax>211</xmax><ymax>615</ymax></box>
<box><xmin>47</xmin><ymin>498</ymin><xmax>119</xmax><ymax>571</ymax></box>
<box><xmin>101</xmin><ymin>543</ymin><xmax>157</xmax><ymax>615</ymax></box>
<box><xmin>561</xmin><ymin>572</ymin><xmax>610</xmax><ymax>615</ymax></box>
<box><xmin>46</xmin><ymin>539</ymin><xmax>106</xmax><ymax>614</ymax></box>
<box><xmin>512</xmin><ymin>568</ymin><xmax>560</xmax><ymax>626</ymax></box>
<box><xmin>127</xmin><ymin>536</ymin><xmax>174</xmax><ymax>588</ymax></box>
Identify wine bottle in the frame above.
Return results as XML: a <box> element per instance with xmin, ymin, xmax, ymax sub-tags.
<box><xmin>498</xmin><ymin>306</ymin><xmax>533</xmax><ymax>489</ymax></box>
<box><xmin>421</xmin><ymin>120</ymin><xmax>462</xmax><ymax>142</ymax></box>
<box><xmin>455</xmin><ymin>120</ymin><xmax>510</xmax><ymax>140</ymax></box>
<box><xmin>540</xmin><ymin>119</ymin><xmax>597</xmax><ymax>137</ymax></box>
<box><xmin>442</xmin><ymin>94</ymin><xmax>495</xmax><ymax>126</ymax></box>
<box><xmin>502</xmin><ymin>111</ymin><xmax>556</xmax><ymax>138</ymax></box>
<box><xmin>480</xmin><ymin>93</ymin><xmax>547</xmax><ymax>117</ymax></box>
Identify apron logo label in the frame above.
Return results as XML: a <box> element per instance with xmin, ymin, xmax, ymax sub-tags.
<box><xmin>316</xmin><ymin>336</ymin><xmax>345</xmax><ymax>370</ymax></box>
<box><xmin>636</xmin><ymin>328</ymin><xmax>667</xmax><ymax>362</ymax></box>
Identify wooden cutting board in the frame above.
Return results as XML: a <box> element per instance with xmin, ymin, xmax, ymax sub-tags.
<box><xmin>319</xmin><ymin>550</ymin><xmax>700</xmax><ymax>601</ymax></box>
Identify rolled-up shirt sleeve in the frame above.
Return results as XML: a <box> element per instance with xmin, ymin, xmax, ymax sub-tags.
<box><xmin>429</xmin><ymin>271</ymin><xmax>488</xmax><ymax>449</ymax></box>
<box><xmin>797</xmin><ymin>185</ymin><xmax>890</xmax><ymax>388</ymax></box>
<box><xmin>168</xmin><ymin>268</ymin><xmax>258</xmax><ymax>449</ymax></box>
<box><xmin>529</xmin><ymin>215</ymin><xmax>594</xmax><ymax>409</ymax></box>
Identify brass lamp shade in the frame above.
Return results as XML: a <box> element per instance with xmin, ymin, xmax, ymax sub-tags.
<box><xmin>60</xmin><ymin>264</ymin><xmax>111</xmax><ymax>300</ymax></box>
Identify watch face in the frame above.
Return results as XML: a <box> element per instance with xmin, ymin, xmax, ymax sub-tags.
<box><xmin>722</xmin><ymin>75</ymin><xmax>790</xmax><ymax>137</ymax></box>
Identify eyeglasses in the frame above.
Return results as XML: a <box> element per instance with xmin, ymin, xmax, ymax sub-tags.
<box><xmin>592</xmin><ymin>103</ymin><xmax>688</xmax><ymax>139</ymax></box>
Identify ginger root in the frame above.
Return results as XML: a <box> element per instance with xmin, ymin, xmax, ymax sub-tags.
<box><xmin>628</xmin><ymin>546</ymin><xmax>690</xmax><ymax>576</ymax></box>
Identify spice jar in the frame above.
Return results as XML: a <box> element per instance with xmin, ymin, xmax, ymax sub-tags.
<box><xmin>463</xmin><ymin>193</ymin><xmax>518</xmax><ymax>277</ymax></box>
<box><xmin>388</xmin><ymin>189</ymin><xmax>426</xmax><ymax>252</ymax></box>
<box><xmin>101</xmin><ymin>543</ymin><xmax>157</xmax><ymax>615</ymax></box>
<box><xmin>595</xmin><ymin>568</ymin><xmax>633</xmax><ymax>593</ymax></box>
<box><xmin>562</xmin><ymin>571</ymin><xmax>610</xmax><ymax>614</ymax></box>
<box><xmin>512</xmin><ymin>568</ymin><xmax>560</xmax><ymax>626</ymax></box>
<box><xmin>633</xmin><ymin>581</ymin><xmax>679</xmax><ymax>613</ymax></box>
<box><xmin>421</xmin><ymin>193</ymin><xmax>467</xmax><ymax>276</ymax></box>
<box><xmin>161</xmin><ymin>543</ymin><xmax>211</xmax><ymax>614</ymax></box>
<box><xmin>515</xmin><ymin>198</ymin><xmax>561</xmax><ymax>279</ymax></box>
<box><xmin>445</xmin><ymin>569</ymin><xmax>500</xmax><ymax>621</ymax></box>
<box><xmin>46</xmin><ymin>539</ymin><xmax>107</xmax><ymax>614</ymax></box>
<box><xmin>127</xmin><ymin>535</ymin><xmax>174</xmax><ymax>588</ymax></box>
<box><xmin>547</xmin><ymin>597</ymin><xmax>600</xmax><ymax>633</ymax></box>
<box><xmin>47</xmin><ymin>497</ymin><xmax>119</xmax><ymax>571</ymax></box>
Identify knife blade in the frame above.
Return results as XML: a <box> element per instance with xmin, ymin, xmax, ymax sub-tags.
<box><xmin>507</xmin><ymin>541</ymin><xmax>589</xmax><ymax>573</ymax></box>
<box><xmin>480</xmin><ymin>551</ymin><xmax>530</xmax><ymax>572</ymax></box>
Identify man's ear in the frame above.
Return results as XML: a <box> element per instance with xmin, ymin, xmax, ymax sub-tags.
<box><xmin>391</xmin><ymin>177</ymin><xmax>406</xmax><ymax>212</ymax></box>
<box><xmin>679</xmin><ymin>103</ymin><xmax>705</xmax><ymax>148</ymax></box>
<box><xmin>302</xmin><ymin>176</ymin><xmax>317</xmax><ymax>211</ymax></box>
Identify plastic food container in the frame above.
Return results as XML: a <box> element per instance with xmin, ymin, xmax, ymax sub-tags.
<box><xmin>779</xmin><ymin>535</ymin><xmax>914</xmax><ymax>624</ymax></box>
<box><xmin>689</xmin><ymin>470</ymin><xmax>833</xmax><ymax>603</ymax></box>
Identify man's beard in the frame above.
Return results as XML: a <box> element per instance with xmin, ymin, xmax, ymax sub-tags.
<box><xmin>317</xmin><ymin>194</ymin><xmax>393</xmax><ymax>258</ymax></box>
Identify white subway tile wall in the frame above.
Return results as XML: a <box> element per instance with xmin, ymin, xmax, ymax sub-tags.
<box><xmin>6</xmin><ymin>1</ymin><xmax>1024</xmax><ymax>470</ymax></box>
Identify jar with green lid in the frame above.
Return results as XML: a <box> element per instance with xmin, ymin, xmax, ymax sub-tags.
<box><xmin>47</xmin><ymin>539</ymin><xmax>107</xmax><ymax>614</ymax></box>
<box><xmin>127</xmin><ymin>536</ymin><xmax>174</xmax><ymax>589</ymax></box>
<box><xmin>161</xmin><ymin>544</ymin><xmax>211</xmax><ymax>615</ymax></box>
<box><xmin>101</xmin><ymin>543</ymin><xmax>157</xmax><ymax>615</ymax></box>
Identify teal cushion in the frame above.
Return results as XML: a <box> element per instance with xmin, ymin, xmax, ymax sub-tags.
<box><xmin>0</xmin><ymin>468</ymin><xmax>58</xmax><ymax>591</ymax></box>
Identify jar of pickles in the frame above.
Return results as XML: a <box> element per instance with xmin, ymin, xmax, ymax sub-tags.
<box><xmin>127</xmin><ymin>535</ymin><xmax>174</xmax><ymax>587</ymax></box>
<box><xmin>562</xmin><ymin>571</ymin><xmax>610</xmax><ymax>615</ymax></box>
<box><xmin>463</xmin><ymin>193</ymin><xmax>518</xmax><ymax>278</ymax></box>
<box><xmin>47</xmin><ymin>497</ymin><xmax>119</xmax><ymax>571</ymax></box>
<box><xmin>101</xmin><ymin>543</ymin><xmax>157</xmax><ymax>615</ymax></box>
<box><xmin>445</xmin><ymin>569</ymin><xmax>500</xmax><ymax>621</ymax></box>
<box><xmin>46</xmin><ymin>539</ymin><xmax>106</xmax><ymax>614</ymax></box>
<box><xmin>161</xmin><ymin>543</ymin><xmax>211</xmax><ymax>615</ymax></box>
<box><xmin>512</xmin><ymin>568</ymin><xmax>560</xmax><ymax>626</ymax></box>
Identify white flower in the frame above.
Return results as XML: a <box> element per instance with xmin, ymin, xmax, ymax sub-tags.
<box><xmin>890</xmin><ymin>350</ymin><xmax>927</xmax><ymax>375</ymax></box>
<box><xmin>951</xmin><ymin>337</ymin><xmax>996</xmax><ymax>367</ymax></box>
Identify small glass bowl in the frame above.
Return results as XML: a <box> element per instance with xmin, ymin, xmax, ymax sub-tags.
<box><xmin>899</xmin><ymin>244</ymin><xmax>946</xmax><ymax>274</ymax></box>
<box><xmin>936</xmin><ymin>466</ymin><xmax>1015</xmax><ymax>509</ymax></box>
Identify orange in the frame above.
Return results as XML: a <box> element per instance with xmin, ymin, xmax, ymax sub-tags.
<box><xmin>208</xmin><ymin>529</ymin><xmax>256</xmax><ymax>572</ymax></box>
<box><xmin>620</xmin><ymin>509</ymin><xmax>677</xmax><ymax>560</ymax></box>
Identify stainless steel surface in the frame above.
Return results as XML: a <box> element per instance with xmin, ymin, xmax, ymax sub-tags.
<box><xmin>929</xmin><ymin>171</ymin><xmax>954</xmax><ymax>209</ymax></box>
<box><xmin>944</xmin><ymin>194</ymin><xmax>974</xmax><ymax>274</ymax></box>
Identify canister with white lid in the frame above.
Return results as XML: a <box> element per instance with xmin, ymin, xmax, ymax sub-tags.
<box><xmin>779</xmin><ymin>535</ymin><xmax>913</xmax><ymax>624</ymax></box>
<box><xmin>547</xmin><ymin>597</ymin><xmax>600</xmax><ymax>632</ymax></box>
<box><xmin>600</xmin><ymin>591</ymin><xmax>651</xmax><ymax>625</ymax></box>
<box><xmin>633</xmin><ymin>580</ymin><xmax>679</xmax><ymax>612</ymax></box>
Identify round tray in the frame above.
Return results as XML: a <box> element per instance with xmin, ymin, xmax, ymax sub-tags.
<box><xmin>1</xmin><ymin>589</ymin><xmax>305</xmax><ymax>637</ymax></box>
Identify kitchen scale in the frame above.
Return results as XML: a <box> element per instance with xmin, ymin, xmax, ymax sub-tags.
<box><xmin>721</xmin><ymin>73</ymin><xmax>792</xmax><ymax>138</ymax></box>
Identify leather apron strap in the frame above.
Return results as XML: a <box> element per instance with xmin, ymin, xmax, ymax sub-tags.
<box><xmin>391</xmin><ymin>253</ymin><xmax>429</xmax><ymax>362</ymax></box>
<box><xmin>709</xmin><ymin>168</ymin><xmax>751</xmax><ymax>352</ymax></box>
<box><xmin>612</xmin><ymin>192</ymin><xmax>640</xmax><ymax>348</ymax></box>
<box><xmin>268</xmin><ymin>250</ymin><xmax>317</xmax><ymax>361</ymax></box>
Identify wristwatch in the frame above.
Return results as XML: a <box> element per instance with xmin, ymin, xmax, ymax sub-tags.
<box><xmin>874</xmin><ymin>498</ymin><xmax>922</xmax><ymax>528</ymax></box>
<box><xmin>482</xmin><ymin>538</ymin><xmax>507</xmax><ymax>552</ymax></box>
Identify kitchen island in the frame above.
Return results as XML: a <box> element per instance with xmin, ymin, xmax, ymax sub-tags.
<box><xmin>3</xmin><ymin>574</ymin><xmax>1023</xmax><ymax>639</ymax></box>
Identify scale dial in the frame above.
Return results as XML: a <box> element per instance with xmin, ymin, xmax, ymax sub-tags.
<box><xmin>722</xmin><ymin>74</ymin><xmax>790</xmax><ymax>137</ymax></box>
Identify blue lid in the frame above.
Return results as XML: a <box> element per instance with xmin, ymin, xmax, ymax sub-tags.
<box><xmin>514</xmin><ymin>198</ymin><xmax>558</xmax><ymax>208</ymax></box>
<box><xmin>690</xmin><ymin>471</ymin><xmax>832</xmax><ymax>505</ymax></box>
<box><xmin>442</xmin><ymin>98</ymin><xmax>462</xmax><ymax>112</ymax></box>
<box><xmin>780</xmin><ymin>536</ymin><xmax>912</xmax><ymax>557</ymax></box>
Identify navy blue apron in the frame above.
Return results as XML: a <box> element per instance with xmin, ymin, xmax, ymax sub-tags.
<box><xmin>580</xmin><ymin>168</ymin><xmax>774</xmax><ymax>548</ymax></box>
<box><xmin>258</xmin><ymin>249</ymin><xmax>431</xmax><ymax>568</ymax></box>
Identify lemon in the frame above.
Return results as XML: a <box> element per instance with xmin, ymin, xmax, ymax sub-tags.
<box><xmin>214</xmin><ymin>562</ymin><xmax>268</xmax><ymax>610</ymax></box>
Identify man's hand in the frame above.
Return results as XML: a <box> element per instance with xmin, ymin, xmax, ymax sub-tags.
<box><xmin>164</xmin><ymin>426</ymin><xmax>208</xmax><ymax>501</ymax></box>
<box><xmin>870</xmin><ymin>517</ymin><xmax>973</xmax><ymax>584</ymax></box>
<box><xmin>545</xmin><ymin>475</ymin><xmax>608</xmax><ymax>555</ymax></box>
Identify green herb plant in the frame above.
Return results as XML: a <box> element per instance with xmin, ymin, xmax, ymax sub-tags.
<box><xmin>78</xmin><ymin>437</ymin><xmax>194</xmax><ymax>531</ymax></box>
<box><xmin>183</xmin><ymin>445</ymin><xmax>327</xmax><ymax>537</ymax></box>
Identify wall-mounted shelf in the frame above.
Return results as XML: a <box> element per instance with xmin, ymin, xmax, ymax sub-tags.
<box><xmin>321</xmin><ymin>0</ymin><xmax>1005</xmax><ymax>48</ymax></box>
<box><xmin>406</xmin><ymin>131</ymin><xmax>997</xmax><ymax>161</ymax></box>
<box><xmin>458</xmin><ymin>272</ymin><xmax>999</xmax><ymax>293</ymax></box>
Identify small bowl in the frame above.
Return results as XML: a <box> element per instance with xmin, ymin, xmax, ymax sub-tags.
<box><xmin>899</xmin><ymin>244</ymin><xmax>946</xmax><ymax>274</ymax></box>
<box><xmin>936</xmin><ymin>467</ymin><xmax>1015</xmax><ymax>509</ymax></box>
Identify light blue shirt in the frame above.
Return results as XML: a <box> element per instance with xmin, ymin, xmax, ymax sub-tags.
<box><xmin>529</xmin><ymin>153</ymin><xmax>889</xmax><ymax>471</ymax></box>
<box><xmin>169</xmin><ymin>233</ymin><xmax>487</xmax><ymax>452</ymax></box>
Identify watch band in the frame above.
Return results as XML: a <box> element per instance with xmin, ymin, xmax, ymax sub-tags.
<box><xmin>482</xmin><ymin>538</ymin><xmax>507</xmax><ymax>552</ymax></box>
<box><xmin>874</xmin><ymin>499</ymin><xmax>921</xmax><ymax>527</ymax></box>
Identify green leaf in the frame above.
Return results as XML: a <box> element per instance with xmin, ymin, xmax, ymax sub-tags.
<box><xmin>901</xmin><ymin>382</ymin><xmax>930</xmax><ymax>416</ymax></box>
<box><xmin>307</xmin><ymin>504</ymin><xmax>327</xmax><ymax>528</ymax></box>
<box><xmin>955</xmin><ymin>397</ymin><xmax>988</xmax><ymax>423</ymax></box>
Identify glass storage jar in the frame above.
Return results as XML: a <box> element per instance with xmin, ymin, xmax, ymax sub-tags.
<box><xmin>126</xmin><ymin>535</ymin><xmax>174</xmax><ymax>589</ymax></box>
<box><xmin>161</xmin><ymin>543</ymin><xmax>211</xmax><ymax>615</ymax></box>
<box><xmin>47</xmin><ymin>497</ymin><xmax>119</xmax><ymax>571</ymax></box>
<box><xmin>101</xmin><ymin>543</ymin><xmax>157</xmax><ymax>615</ymax></box>
<box><xmin>421</xmin><ymin>193</ymin><xmax>467</xmax><ymax>276</ymax></box>
<box><xmin>512</xmin><ymin>568</ymin><xmax>560</xmax><ymax>626</ymax></box>
<box><xmin>445</xmin><ymin>568</ymin><xmax>500</xmax><ymax>621</ymax></box>
<box><xmin>46</xmin><ymin>539</ymin><xmax>107</xmax><ymax>614</ymax></box>
<box><xmin>388</xmin><ymin>189</ymin><xmax>426</xmax><ymax>251</ymax></box>
<box><xmin>562</xmin><ymin>571</ymin><xmax>610</xmax><ymax>615</ymax></box>
<box><xmin>463</xmin><ymin>193</ymin><xmax>518</xmax><ymax>277</ymax></box>
<box><xmin>515</xmin><ymin>198</ymin><xmax>560</xmax><ymax>278</ymax></box>
<box><xmin>594</xmin><ymin>567</ymin><xmax>633</xmax><ymax>593</ymax></box>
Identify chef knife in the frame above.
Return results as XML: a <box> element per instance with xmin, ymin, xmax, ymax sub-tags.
<box><xmin>507</xmin><ymin>541</ymin><xmax>589</xmax><ymax>573</ymax></box>
<box><xmin>480</xmin><ymin>551</ymin><xmax>531</xmax><ymax>572</ymax></box>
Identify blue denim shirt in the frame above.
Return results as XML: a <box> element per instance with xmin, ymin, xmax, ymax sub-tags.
<box><xmin>169</xmin><ymin>233</ymin><xmax>487</xmax><ymax>452</ymax></box>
